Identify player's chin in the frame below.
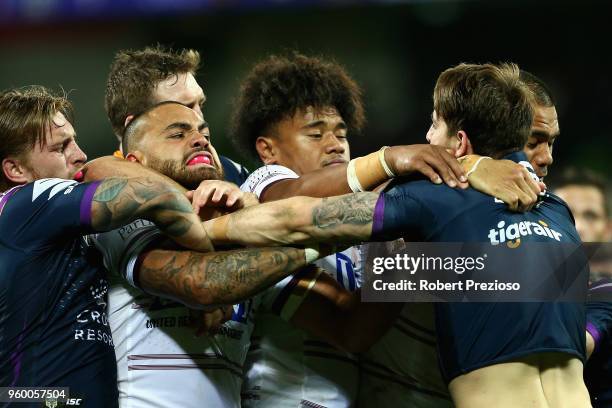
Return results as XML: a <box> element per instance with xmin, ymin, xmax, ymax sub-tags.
<box><xmin>190</xmin><ymin>166</ymin><xmax>222</xmax><ymax>181</ymax></box>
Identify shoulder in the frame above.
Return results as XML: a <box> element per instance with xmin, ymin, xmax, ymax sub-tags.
<box><xmin>541</xmin><ymin>192</ymin><xmax>575</xmax><ymax>225</ymax></box>
<box><xmin>220</xmin><ymin>155</ymin><xmax>250</xmax><ymax>185</ymax></box>
<box><xmin>240</xmin><ymin>164</ymin><xmax>299</xmax><ymax>196</ymax></box>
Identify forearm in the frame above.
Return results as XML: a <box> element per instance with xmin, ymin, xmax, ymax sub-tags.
<box><xmin>261</xmin><ymin>165</ymin><xmax>352</xmax><ymax>202</ymax></box>
<box><xmin>138</xmin><ymin>246</ymin><xmax>308</xmax><ymax>308</ymax></box>
<box><xmin>91</xmin><ymin>176</ymin><xmax>212</xmax><ymax>252</ymax></box>
<box><xmin>83</xmin><ymin>155</ymin><xmax>188</xmax><ymax>194</ymax></box>
<box><xmin>204</xmin><ymin>193</ymin><xmax>378</xmax><ymax>247</ymax></box>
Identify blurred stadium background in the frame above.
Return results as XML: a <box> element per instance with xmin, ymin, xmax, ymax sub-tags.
<box><xmin>0</xmin><ymin>0</ymin><xmax>610</xmax><ymax>176</ymax></box>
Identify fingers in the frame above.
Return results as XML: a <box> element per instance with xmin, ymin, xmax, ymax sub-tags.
<box><xmin>520</xmin><ymin>167</ymin><xmax>541</xmax><ymax>197</ymax></box>
<box><xmin>191</xmin><ymin>308</ymin><xmax>231</xmax><ymax>337</ymax></box>
<box><xmin>420</xmin><ymin>147</ymin><xmax>465</xmax><ymax>188</ymax></box>
<box><xmin>436</xmin><ymin>148</ymin><xmax>468</xmax><ymax>186</ymax></box>
<box><xmin>191</xmin><ymin>181</ymin><xmax>245</xmax><ymax>214</ymax></box>
<box><xmin>512</xmin><ymin>177</ymin><xmax>537</xmax><ymax>212</ymax></box>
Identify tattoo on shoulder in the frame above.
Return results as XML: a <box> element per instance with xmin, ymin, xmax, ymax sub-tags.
<box><xmin>93</xmin><ymin>178</ymin><xmax>128</xmax><ymax>202</ymax></box>
<box><xmin>312</xmin><ymin>192</ymin><xmax>377</xmax><ymax>229</ymax></box>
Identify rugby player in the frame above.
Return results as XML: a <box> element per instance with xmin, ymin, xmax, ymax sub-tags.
<box><xmin>560</xmin><ymin>168</ymin><xmax>612</xmax><ymax>407</ymax></box>
<box><xmin>202</xmin><ymin>63</ymin><xmax>590</xmax><ymax>408</ymax></box>
<box><xmin>0</xmin><ymin>86</ymin><xmax>214</xmax><ymax>407</ymax></box>
<box><xmin>361</xmin><ymin>69</ymin><xmax>567</xmax><ymax>408</ymax></box>
<box><xmin>234</xmin><ymin>53</ymin><xmax>395</xmax><ymax>408</ymax></box>
<box><xmin>105</xmin><ymin>45</ymin><xmax>249</xmax><ymax>185</ymax></box>
<box><xmin>87</xmin><ymin>102</ymin><xmax>327</xmax><ymax>408</ymax></box>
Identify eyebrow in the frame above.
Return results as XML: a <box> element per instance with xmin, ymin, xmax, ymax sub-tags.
<box><xmin>530</xmin><ymin>130</ymin><xmax>560</xmax><ymax>140</ymax></box>
<box><xmin>163</xmin><ymin>121</ymin><xmax>209</xmax><ymax>132</ymax></box>
<box><xmin>47</xmin><ymin>133</ymin><xmax>73</xmax><ymax>149</ymax></box>
<box><xmin>301</xmin><ymin>120</ymin><xmax>347</xmax><ymax>130</ymax></box>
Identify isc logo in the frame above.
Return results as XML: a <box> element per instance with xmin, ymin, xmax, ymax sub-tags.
<box><xmin>66</xmin><ymin>399</ymin><xmax>83</xmax><ymax>406</ymax></box>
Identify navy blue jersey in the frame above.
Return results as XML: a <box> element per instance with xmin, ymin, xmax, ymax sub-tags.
<box><xmin>372</xmin><ymin>152</ymin><xmax>586</xmax><ymax>382</ymax></box>
<box><xmin>220</xmin><ymin>155</ymin><xmax>249</xmax><ymax>186</ymax></box>
<box><xmin>0</xmin><ymin>179</ymin><xmax>118</xmax><ymax>407</ymax></box>
<box><xmin>585</xmin><ymin>279</ymin><xmax>612</xmax><ymax>407</ymax></box>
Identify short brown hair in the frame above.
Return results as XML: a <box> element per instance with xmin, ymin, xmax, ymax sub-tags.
<box><xmin>230</xmin><ymin>52</ymin><xmax>365</xmax><ymax>160</ymax></box>
<box><xmin>105</xmin><ymin>45</ymin><xmax>200</xmax><ymax>140</ymax></box>
<box><xmin>434</xmin><ymin>63</ymin><xmax>534</xmax><ymax>158</ymax></box>
<box><xmin>0</xmin><ymin>86</ymin><xmax>73</xmax><ymax>190</ymax></box>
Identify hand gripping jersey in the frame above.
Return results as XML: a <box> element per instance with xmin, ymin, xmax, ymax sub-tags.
<box><xmin>372</xmin><ymin>152</ymin><xmax>586</xmax><ymax>383</ymax></box>
<box><xmin>92</xmin><ymin>221</ymin><xmax>260</xmax><ymax>408</ymax></box>
<box><xmin>240</xmin><ymin>165</ymin><xmax>363</xmax><ymax>408</ymax></box>
<box><xmin>585</xmin><ymin>278</ymin><xmax>612</xmax><ymax>407</ymax></box>
<box><xmin>0</xmin><ymin>179</ymin><xmax>118</xmax><ymax>408</ymax></box>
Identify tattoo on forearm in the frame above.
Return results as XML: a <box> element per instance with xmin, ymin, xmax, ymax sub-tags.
<box><xmin>92</xmin><ymin>177</ymin><xmax>194</xmax><ymax>240</ymax></box>
<box><xmin>312</xmin><ymin>193</ymin><xmax>377</xmax><ymax>229</ymax></box>
<box><xmin>141</xmin><ymin>247</ymin><xmax>305</xmax><ymax>306</ymax></box>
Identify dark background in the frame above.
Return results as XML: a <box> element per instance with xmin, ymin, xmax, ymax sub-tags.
<box><xmin>1</xmin><ymin>0</ymin><xmax>610</xmax><ymax>178</ymax></box>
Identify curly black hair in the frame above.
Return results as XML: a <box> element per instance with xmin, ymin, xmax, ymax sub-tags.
<box><xmin>230</xmin><ymin>53</ymin><xmax>365</xmax><ymax>160</ymax></box>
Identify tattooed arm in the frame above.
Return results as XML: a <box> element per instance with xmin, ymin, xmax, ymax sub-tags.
<box><xmin>91</xmin><ymin>177</ymin><xmax>213</xmax><ymax>252</ymax></box>
<box><xmin>204</xmin><ymin>192</ymin><xmax>380</xmax><ymax>247</ymax></box>
<box><xmin>137</xmin><ymin>246</ymin><xmax>309</xmax><ymax>308</ymax></box>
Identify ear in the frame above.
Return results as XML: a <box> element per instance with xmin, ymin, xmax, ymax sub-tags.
<box><xmin>2</xmin><ymin>157</ymin><xmax>31</xmax><ymax>185</ymax></box>
<box><xmin>124</xmin><ymin>115</ymin><xmax>135</xmax><ymax>129</ymax></box>
<box><xmin>454</xmin><ymin>130</ymin><xmax>474</xmax><ymax>157</ymax></box>
<box><xmin>256</xmin><ymin>136</ymin><xmax>278</xmax><ymax>165</ymax></box>
<box><xmin>125</xmin><ymin>150</ymin><xmax>146</xmax><ymax>165</ymax></box>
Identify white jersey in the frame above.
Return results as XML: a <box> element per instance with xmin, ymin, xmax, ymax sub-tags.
<box><xmin>92</xmin><ymin>221</ymin><xmax>260</xmax><ymax>408</ymax></box>
<box><xmin>240</xmin><ymin>165</ymin><xmax>363</xmax><ymax>408</ymax></box>
<box><xmin>359</xmin><ymin>303</ymin><xmax>452</xmax><ymax>407</ymax></box>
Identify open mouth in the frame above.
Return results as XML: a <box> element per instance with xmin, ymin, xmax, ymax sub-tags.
<box><xmin>186</xmin><ymin>152</ymin><xmax>213</xmax><ymax>167</ymax></box>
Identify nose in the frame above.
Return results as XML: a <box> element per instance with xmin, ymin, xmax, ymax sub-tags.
<box><xmin>72</xmin><ymin>142</ymin><xmax>87</xmax><ymax>166</ymax></box>
<box><xmin>324</xmin><ymin>133</ymin><xmax>346</xmax><ymax>155</ymax></box>
<box><xmin>534</xmin><ymin>144</ymin><xmax>553</xmax><ymax>173</ymax></box>
<box><xmin>189</xmin><ymin>131</ymin><xmax>210</xmax><ymax>149</ymax></box>
<box><xmin>426</xmin><ymin>125</ymin><xmax>433</xmax><ymax>143</ymax></box>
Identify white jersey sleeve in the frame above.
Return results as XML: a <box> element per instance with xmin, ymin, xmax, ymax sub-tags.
<box><xmin>240</xmin><ymin>164</ymin><xmax>299</xmax><ymax>198</ymax></box>
<box><xmin>90</xmin><ymin>219</ymin><xmax>161</xmax><ymax>287</ymax></box>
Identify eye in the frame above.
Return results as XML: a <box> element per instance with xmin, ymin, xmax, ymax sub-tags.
<box><xmin>307</xmin><ymin>134</ymin><xmax>322</xmax><ymax>139</ymax></box>
<box><xmin>168</xmin><ymin>133</ymin><xmax>184</xmax><ymax>139</ymax></box>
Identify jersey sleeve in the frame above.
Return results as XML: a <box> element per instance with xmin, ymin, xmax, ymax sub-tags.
<box><xmin>239</xmin><ymin>164</ymin><xmax>299</xmax><ymax>198</ymax></box>
<box><xmin>587</xmin><ymin>278</ymin><xmax>612</xmax><ymax>352</ymax></box>
<box><xmin>371</xmin><ymin>182</ymin><xmax>431</xmax><ymax>241</ymax></box>
<box><xmin>90</xmin><ymin>220</ymin><xmax>162</xmax><ymax>288</ymax></box>
<box><xmin>0</xmin><ymin>178</ymin><xmax>101</xmax><ymax>249</ymax></box>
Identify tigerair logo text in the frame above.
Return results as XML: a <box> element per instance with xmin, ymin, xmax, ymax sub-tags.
<box><xmin>488</xmin><ymin>220</ymin><xmax>562</xmax><ymax>247</ymax></box>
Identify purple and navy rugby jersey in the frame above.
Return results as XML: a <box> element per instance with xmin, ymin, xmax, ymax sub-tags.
<box><xmin>371</xmin><ymin>151</ymin><xmax>586</xmax><ymax>382</ymax></box>
<box><xmin>0</xmin><ymin>179</ymin><xmax>118</xmax><ymax>407</ymax></box>
<box><xmin>585</xmin><ymin>278</ymin><xmax>612</xmax><ymax>408</ymax></box>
